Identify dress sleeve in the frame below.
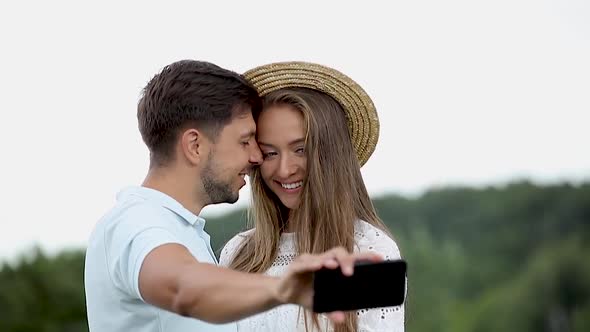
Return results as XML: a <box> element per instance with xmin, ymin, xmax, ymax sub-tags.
<box><xmin>354</xmin><ymin>221</ymin><xmax>406</xmax><ymax>332</ymax></box>
<box><xmin>218</xmin><ymin>230</ymin><xmax>251</xmax><ymax>267</ymax></box>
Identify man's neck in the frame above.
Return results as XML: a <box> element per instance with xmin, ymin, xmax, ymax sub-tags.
<box><xmin>142</xmin><ymin>167</ymin><xmax>206</xmax><ymax>215</ymax></box>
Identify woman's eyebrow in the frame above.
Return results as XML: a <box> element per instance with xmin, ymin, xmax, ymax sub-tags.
<box><xmin>258</xmin><ymin>138</ymin><xmax>305</xmax><ymax>148</ymax></box>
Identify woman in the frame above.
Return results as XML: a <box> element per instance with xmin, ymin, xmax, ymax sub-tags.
<box><xmin>220</xmin><ymin>62</ymin><xmax>405</xmax><ymax>332</ymax></box>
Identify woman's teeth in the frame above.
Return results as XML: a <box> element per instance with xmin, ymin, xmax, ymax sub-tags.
<box><xmin>281</xmin><ymin>181</ymin><xmax>303</xmax><ymax>189</ymax></box>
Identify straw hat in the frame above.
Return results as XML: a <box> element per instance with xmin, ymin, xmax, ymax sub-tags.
<box><xmin>244</xmin><ymin>61</ymin><xmax>379</xmax><ymax>167</ymax></box>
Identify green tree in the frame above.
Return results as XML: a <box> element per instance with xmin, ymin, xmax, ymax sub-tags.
<box><xmin>1</xmin><ymin>180</ymin><xmax>588</xmax><ymax>332</ymax></box>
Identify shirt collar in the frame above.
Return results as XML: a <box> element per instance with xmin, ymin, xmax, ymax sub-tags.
<box><xmin>117</xmin><ymin>186</ymin><xmax>206</xmax><ymax>230</ymax></box>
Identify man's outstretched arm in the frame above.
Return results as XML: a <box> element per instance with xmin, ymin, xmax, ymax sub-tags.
<box><xmin>138</xmin><ymin>243</ymin><xmax>382</xmax><ymax>324</ymax></box>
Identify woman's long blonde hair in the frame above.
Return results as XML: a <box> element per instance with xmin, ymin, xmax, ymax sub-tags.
<box><xmin>229</xmin><ymin>88</ymin><xmax>391</xmax><ymax>332</ymax></box>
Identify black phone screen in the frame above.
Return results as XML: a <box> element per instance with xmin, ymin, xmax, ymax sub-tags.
<box><xmin>312</xmin><ymin>259</ymin><xmax>407</xmax><ymax>313</ymax></box>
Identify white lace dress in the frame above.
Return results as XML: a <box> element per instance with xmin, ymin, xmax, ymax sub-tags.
<box><xmin>219</xmin><ymin>220</ymin><xmax>405</xmax><ymax>332</ymax></box>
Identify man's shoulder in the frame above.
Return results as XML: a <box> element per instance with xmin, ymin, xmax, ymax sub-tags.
<box><xmin>115</xmin><ymin>195</ymin><xmax>175</xmax><ymax>224</ymax></box>
<box><xmin>90</xmin><ymin>197</ymin><xmax>178</xmax><ymax>248</ymax></box>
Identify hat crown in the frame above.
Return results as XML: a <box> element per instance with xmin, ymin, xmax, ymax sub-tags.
<box><xmin>244</xmin><ymin>61</ymin><xmax>379</xmax><ymax>167</ymax></box>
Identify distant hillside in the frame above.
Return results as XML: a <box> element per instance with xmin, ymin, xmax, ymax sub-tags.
<box><xmin>1</xmin><ymin>181</ymin><xmax>588</xmax><ymax>332</ymax></box>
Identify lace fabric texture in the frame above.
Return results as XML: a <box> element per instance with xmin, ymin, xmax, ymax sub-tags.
<box><xmin>219</xmin><ymin>221</ymin><xmax>406</xmax><ymax>332</ymax></box>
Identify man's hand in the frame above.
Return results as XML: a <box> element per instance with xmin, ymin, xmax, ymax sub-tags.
<box><xmin>273</xmin><ymin>247</ymin><xmax>383</xmax><ymax>323</ymax></box>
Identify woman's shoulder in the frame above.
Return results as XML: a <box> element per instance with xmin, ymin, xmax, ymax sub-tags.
<box><xmin>219</xmin><ymin>228</ymin><xmax>255</xmax><ymax>266</ymax></box>
<box><xmin>354</xmin><ymin>220</ymin><xmax>402</xmax><ymax>260</ymax></box>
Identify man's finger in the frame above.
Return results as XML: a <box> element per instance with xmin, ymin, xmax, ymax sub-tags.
<box><xmin>353</xmin><ymin>251</ymin><xmax>384</xmax><ymax>263</ymax></box>
<box><xmin>328</xmin><ymin>247</ymin><xmax>355</xmax><ymax>276</ymax></box>
<box><xmin>326</xmin><ymin>311</ymin><xmax>346</xmax><ymax>324</ymax></box>
<box><xmin>290</xmin><ymin>254</ymin><xmax>323</xmax><ymax>273</ymax></box>
<box><xmin>321</xmin><ymin>257</ymin><xmax>339</xmax><ymax>269</ymax></box>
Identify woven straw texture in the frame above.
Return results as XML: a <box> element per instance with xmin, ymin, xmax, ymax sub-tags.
<box><xmin>244</xmin><ymin>61</ymin><xmax>379</xmax><ymax>166</ymax></box>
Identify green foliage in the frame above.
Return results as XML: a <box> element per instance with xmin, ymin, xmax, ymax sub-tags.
<box><xmin>1</xmin><ymin>180</ymin><xmax>588</xmax><ymax>332</ymax></box>
<box><xmin>0</xmin><ymin>248</ymin><xmax>88</xmax><ymax>332</ymax></box>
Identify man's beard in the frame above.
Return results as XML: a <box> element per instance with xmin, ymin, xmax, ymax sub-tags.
<box><xmin>200</xmin><ymin>154</ymin><xmax>238</xmax><ymax>205</ymax></box>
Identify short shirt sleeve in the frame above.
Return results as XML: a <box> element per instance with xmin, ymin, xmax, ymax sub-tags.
<box><xmin>103</xmin><ymin>204</ymin><xmax>184</xmax><ymax>301</ymax></box>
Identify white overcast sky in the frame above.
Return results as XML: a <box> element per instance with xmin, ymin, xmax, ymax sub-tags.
<box><xmin>0</xmin><ymin>0</ymin><xmax>588</xmax><ymax>260</ymax></box>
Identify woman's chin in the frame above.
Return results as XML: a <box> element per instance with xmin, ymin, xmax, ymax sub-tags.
<box><xmin>279</xmin><ymin>197</ymin><xmax>300</xmax><ymax>210</ymax></box>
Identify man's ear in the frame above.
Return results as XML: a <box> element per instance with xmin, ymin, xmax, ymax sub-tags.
<box><xmin>180</xmin><ymin>128</ymin><xmax>207</xmax><ymax>166</ymax></box>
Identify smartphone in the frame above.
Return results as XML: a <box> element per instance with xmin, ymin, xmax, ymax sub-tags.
<box><xmin>312</xmin><ymin>259</ymin><xmax>407</xmax><ymax>313</ymax></box>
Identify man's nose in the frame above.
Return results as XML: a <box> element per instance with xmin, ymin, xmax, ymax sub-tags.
<box><xmin>249</xmin><ymin>141</ymin><xmax>263</xmax><ymax>166</ymax></box>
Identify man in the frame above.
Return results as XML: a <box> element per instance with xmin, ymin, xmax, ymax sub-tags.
<box><xmin>84</xmin><ymin>60</ymin><xmax>381</xmax><ymax>331</ymax></box>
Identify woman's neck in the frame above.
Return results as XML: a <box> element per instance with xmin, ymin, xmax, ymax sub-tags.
<box><xmin>282</xmin><ymin>208</ymin><xmax>295</xmax><ymax>233</ymax></box>
<box><xmin>284</xmin><ymin>223</ymin><xmax>295</xmax><ymax>233</ymax></box>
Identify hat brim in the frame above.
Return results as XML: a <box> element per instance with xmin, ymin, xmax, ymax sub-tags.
<box><xmin>244</xmin><ymin>62</ymin><xmax>379</xmax><ymax>167</ymax></box>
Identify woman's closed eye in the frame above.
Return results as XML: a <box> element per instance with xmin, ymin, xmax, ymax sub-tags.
<box><xmin>262</xmin><ymin>151</ymin><xmax>278</xmax><ymax>159</ymax></box>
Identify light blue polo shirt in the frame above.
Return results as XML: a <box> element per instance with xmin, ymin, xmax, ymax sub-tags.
<box><xmin>84</xmin><ymin>186</ymin><xmax>236</xmax><ymax>332</ymax></box>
